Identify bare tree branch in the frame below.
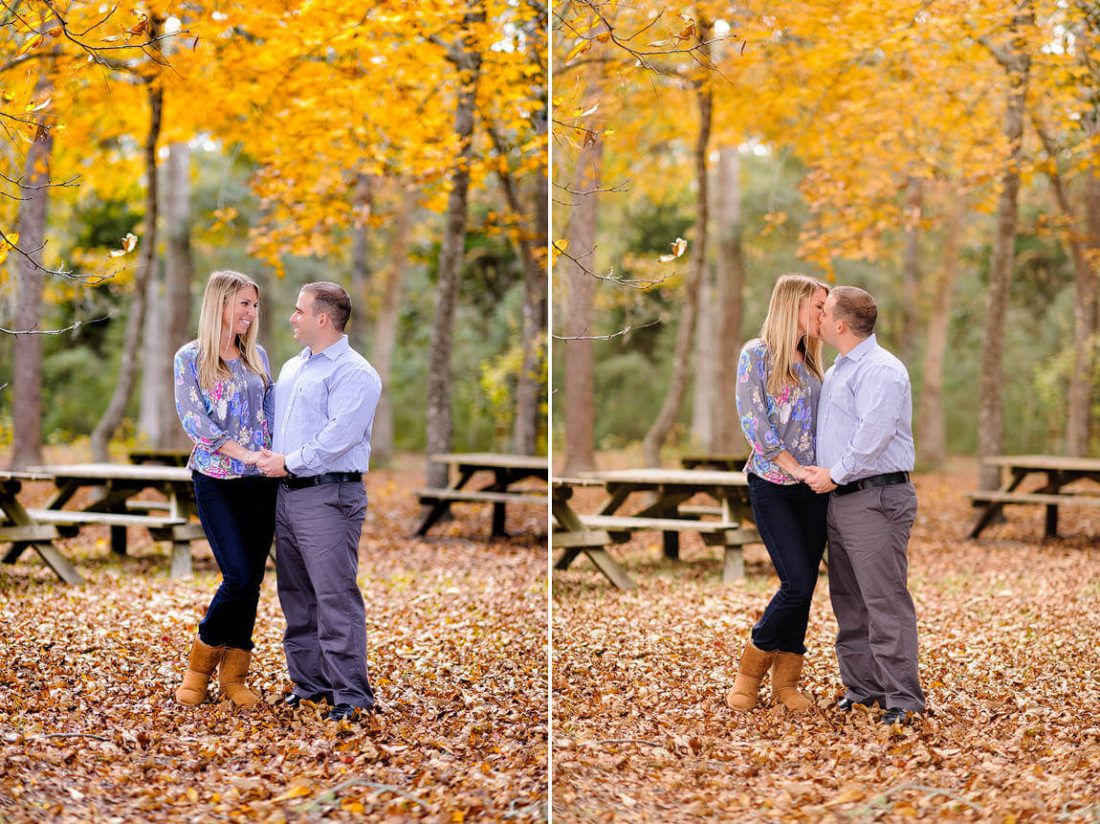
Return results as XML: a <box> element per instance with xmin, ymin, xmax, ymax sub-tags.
<box><xmin>552</xmin><ymin>318</ymin><xmax>661</xmax><ymax>341</ymax></box>
<box><xmin>0</xmin><ymin>316</ymin><xmax>109</xmax><ymax>336</ymax></box>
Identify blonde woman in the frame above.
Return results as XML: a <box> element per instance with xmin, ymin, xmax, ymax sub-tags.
<box><xmin>726</xmin><ymin>273</ymin><xmax>830</xmax><ymax>714</ymax></box>
<box><xmin>172</xmin><ymin>270</ymin><xmax>277</xmax><ymax>708</ymax></box>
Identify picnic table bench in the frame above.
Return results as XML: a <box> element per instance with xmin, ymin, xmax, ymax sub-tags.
<box><xmin>0</xmin><ymin>470</ymin><xmax>85</xmax><ymax>585</ymax></box>
<box><xmin>0</xmin><ymin>463</ymin><xmax>204</xmax><ymax>582</ymax></box>
<box><xmin>552</xmin><ymin>468</ymin><xmax>761</xmax><ymax>588</ymax></box>
<box><xmin>415</xmin><ymin>452</ymin><xmax>548</xmax><ymax>538</ymax></box>
<box><xmin>968</xmin><ymin>455</ymin><xmax>1100</xmax><ymax>539</ymax></box>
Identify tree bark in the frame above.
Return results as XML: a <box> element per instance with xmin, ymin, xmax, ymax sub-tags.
<box><xmin>918</xmin><ymin>189</ymin><xmax>964</xmax><ymax>469</ymax></box>
<box><xmin>1033</xmin><ymin>118</ymin><xmax>1098</xmax><ymax>457</ymax></box>
<box><xmin>713</xmin><ymin>146</ymin><xmax>746</xmax><ymax>454</ymax></box>
<box><xmin>425</xmin><ymin>7</ymin><xmax>484</xmax><ymax>489</ymax></box>
<box><xmin>901</xmin><ymin>177</ymin><xmax>923</xmax><ymax>367</ymax></box>
<box><xmin>349</xmin><ymin>173</ymin><xmax>374</xmax><ymax>357</ymax></box>
<box><xmin>90</xmin><ymin>51</ymin><xmax>163</xmax><ymax>462</ymax></box>
<box><xmin>978</xmin><ymin>10</ymin><xmax>1032</xmax><ymax>490</ymax></box>
<box><xmin>371</xmin><ymin>185</ymin><xmax>415</xmax><ymax>465</ymax></box>
<box><xmin>643</xmin><ymin>22</ymin><xmax>713</xmax><ymax>467</ymax></box>
<box><xmin>9</xmin><ymin>80</ymin><xmax>54</xmax><ymax>470</ymax></box>
<box><xmin>691</xmin><ymin>264</ymin><xmax>715</xmax><ymax>449</ymax></box>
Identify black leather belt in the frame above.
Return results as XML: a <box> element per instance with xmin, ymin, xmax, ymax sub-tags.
<box><xmin>833</xmin><ymin>471</ymin><xmax>910</xmax><ymax>496</ymax></box>
<box><xmin>281</xmin><ymin>472</ymin><xmax>362</xmax><ymax>490</ymax></box>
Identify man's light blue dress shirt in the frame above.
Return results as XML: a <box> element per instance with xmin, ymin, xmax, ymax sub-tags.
<box><xmin>272</xmin><ymin>335</ymin><xmax>382</xmax><ymax>476</ymax></box>
<box><xmin>817</xmin><ymin>334</ymin><xmax>915</xmax><ymax>485</ymax></box>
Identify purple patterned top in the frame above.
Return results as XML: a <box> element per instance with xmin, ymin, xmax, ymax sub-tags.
<box><xmin>173</xmin><ymin>341</ymin><xmax>274</xmax><ymax>479</ymax></box>
<box><xmin>736</xmin><ymin>338</ymin><xmax>820</xmax><ymax>485</ymax></box>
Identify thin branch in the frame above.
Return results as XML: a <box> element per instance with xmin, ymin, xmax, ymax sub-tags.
<box><xmin>304</xmin><ymin>778</ymin><xmax>429</xmax><ymax>811</ymax></box>
<box><xmin>554</xmin><ymin>243</ymin><xmax>677</xmax><ymax>290</ymax></box>
<box><xmin>0</xmin><ymin>316</ymin><xmax>109</xmax><ymax>336</ymax></box>
<box><xmin>552</xmin><ymin>179</ymin><xmax>631</xmax><ymax>196</ymax></box>
<box><xmin>36</xmin><ymin>732</ymin><xmax>111</xmax><ymax>742</ymax></box>
<box><xmin>553</xmin><ymin>319</ymin><xmax>661</xmax><ymax>341</ymax></box>
<box><xmin>591</xmin><ymin>738</ymin><xmax>665</xmax><ymax>747</ymax></box>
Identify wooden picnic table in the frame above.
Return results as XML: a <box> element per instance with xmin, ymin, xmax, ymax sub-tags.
<box><xmin>0</xmin><ymin>470</ymin><xmax>85</xmax><ymax>585</ymax></box>
<box><xmin>680</xmin><ymin>453</ymin><xmax>748</xmax><ymax>472</ymax></box>
<box><xmin>553</xmin><ymin>468</ymin><xmax>760</xmax><ymax>587</ymax></box>
<box><xmin>415</xmin><ymin>452</ymin><xmax>548</xmax><ymax>538</ymax></box>
<box><xmin>128</xmin><ymin>448</ymin><xmax>192</xmax><ymax>467</ymax></box>
<box><xmin>968</xmin><ymin>455</ymin><xmax>1100</xmax><ymax>539</ymax></box>
<box><xmin>3</xmin><ymin>463</ymin><xmax>205</xmax><ymax>581</ymax></box>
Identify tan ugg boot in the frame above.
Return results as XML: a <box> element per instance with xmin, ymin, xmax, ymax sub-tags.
<box><xmin>218</xmin><ymin>648</ymin><xmax>261</xmax><ymax>707</ymax></box>
<box><xmin>725</xmin><ymin>641</ymin><xmax>776</xmax><ymax>710</ymax></box>
<box><xmin>175</xmin><ymin>638</ymin><xmax>224</xmax><ymax>705</ymax></box>
<box><xmin>772</xmin><ymin>651</ymin><xmax>814</xmax><ymax>712</ymax></box>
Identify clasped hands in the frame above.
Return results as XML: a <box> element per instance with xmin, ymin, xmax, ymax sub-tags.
<box><xmin>793</xmin><ymin>464</ymin><xmax>836</xmax><ymax>494</ymax></box>
<box><xmin>242</xmin><ymin>449</ymin><xmax>289</xmax><ymax>477</ymax></box>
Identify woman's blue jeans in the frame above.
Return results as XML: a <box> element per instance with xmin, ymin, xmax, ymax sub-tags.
<box><xmin>192</xmin><ymin>472</ymin><xmax>278</xmax><ymax>650</ymax></box>
<box><xmin>746</xmin><ymin>473</ymin><xmax>829</xmax><ymax>655</ymax></box>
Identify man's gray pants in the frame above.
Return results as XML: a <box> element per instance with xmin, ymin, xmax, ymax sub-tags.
<box><xmin>275</xmin><ymin>481</ymin><xmax>375</xmax><ymax>709</ymax></box>
<box><xmin>826</xmin><ymin>481</ymin><xmax>924</xmax><ymax>712</ymax></box>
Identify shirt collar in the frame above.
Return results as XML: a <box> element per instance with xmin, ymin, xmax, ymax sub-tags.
<box><xmin>836</xmin><ymin>333</ymin><xmax>877</xmax><ymax>365</ymax></box>
<box><xmin>300</xmin><ymin>334</ymin><xmax>350</xmax><ymax>362</ymax></box>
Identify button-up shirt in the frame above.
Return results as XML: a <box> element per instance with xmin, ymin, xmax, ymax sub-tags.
<box><xmin>272</xmin><ymin>335</ymin><xmax>382</xmax><ymax>476</ymax></box>
<box><xmin>817</xmin><ymin>334</ymin><xmax>915</xmax><ymax>485</ymax></box>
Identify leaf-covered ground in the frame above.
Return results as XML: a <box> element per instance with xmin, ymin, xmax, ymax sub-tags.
<box><xmin>0</xmin><ymin>457</ymin><xmax>548</xmax><ymax>822</ymax></box>
<box><xmin>552</xmin><ymin>460</ymin><xmax>1099</xmax><ymax>822</ymax></box>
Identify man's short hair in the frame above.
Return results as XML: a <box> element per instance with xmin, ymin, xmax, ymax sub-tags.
<box><xmin>831</xmin><ymin>286</ymin><xmax>876</xmax><ymax>337</ymax></box>
<box><xmin>303</xmin><ymin>281</ymin><xmax>351</xmax><ymax>332</ymax></box>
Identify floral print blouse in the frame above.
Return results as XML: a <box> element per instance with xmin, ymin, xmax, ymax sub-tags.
<box><xmin>736</xmin><ymin>338</ymin><xmax>820</xmax><ymax>485</ymax></box>
<box><xmin>173</xmin><ymin>341</ymin><xmax>274</xmax><ymax>479</ymax></box>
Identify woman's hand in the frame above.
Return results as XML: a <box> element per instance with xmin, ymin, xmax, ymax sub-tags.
<box><xmin>242</xmin><ymin>450</ymin><xmax>261</xmax><ymax>465</ymax></box>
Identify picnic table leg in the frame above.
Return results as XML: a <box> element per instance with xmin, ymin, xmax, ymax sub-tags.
<box><xmin>583</xmin><ymin>548</ymin><xmax>637</xmax><ymax>591</ymax></box>
<box><xmin>968</xmin><ymin>502</ymin><xmax>1007</xmax><ymax>539</ymax></box>
<box><xmin>554</xmin><ymin>548</ymin><xmax>581</xmax><ymax>569</ymax></box>
<box><xmin>110</xmin><ymin>525</ymin><xmax>127</xmax><ymax>555</ymax></box>
<box><xmin>490</xmin><ymin>502</ymin><xmax>507</xmax><ymax>538</ymax></box>
<box><xmin>415</xmin><ymin>467</ymin><xmax>475</xmax><ymax>536</ymax></box>
<box><xmin>1044</xmin><ymin>504</ymin><xmax>1058</xmax><ymax>539</ymax></box>
<box><xmin>170</xmin><ymin>538</ymin><xmax>192</xmax><ymax>578</ymax></box>
<box><xmin>0</xmin><ymin>484</ymin><xmax>83</xmax><ymax>585</ymax></box>
<box><xmin>723</xmin><ymin>547</ymin><xmax>744</xmax><ymax>583</ymax></box>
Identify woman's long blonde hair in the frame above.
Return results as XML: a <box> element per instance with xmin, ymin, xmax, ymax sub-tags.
<box><xmin>196</xmin><ymin>270</ymin><xmax>269</xmax><ymax>392</ymax></box>
<box><xmin>759</xmin><ymin>273</ymin><xmax>829</xmax><ymax>397</ymax></box>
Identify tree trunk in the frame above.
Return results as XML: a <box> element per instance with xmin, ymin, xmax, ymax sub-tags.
<box><xmin>349</xmin><ymin>173</ymin><xmax>374</xmax><ymax>357</ymax></box>
<box><xmin>561</xmin><ymin>136</ymin><xmax>603</xmax><ymax>475</ymax></box>
<box><xmin>713</xmin><ymin>146</ymin><xmax>746</xmax><ymax>454</ymax></box>
<box><xmin>90</xmin><ymin>57</ymin><xmax>163</xmax><ymax>462</ymax></box>
<box><xmin>978</xmin><ymin>12</ymin><xmax>1031</xmax><ymax>490</ymax></box>
<box><xmin>9</xmin><ymin>82</ymin><xmax>54</xmax><ymax>470</ymax></box>
<box><xmin>642</xmin><ymin>23</ymin><xmax>713</xmax><ymax>467</ymax></box>
<box><xmin>691</xmin><ymin>265</ymin><xmax>715</xmax><ymax>449</ymax></box>
<box><xmin>425</xmin><ymin>11</ymin><xmax>484</xmax><ymax>489</ymax></box>
<box><xmin>371</xmin><ymin>185</ymin><xmax>415</xmax><ymax>465</ymax></box>
<box><xmin>163</xmin><ymin>141</ymin><xmax>193</xmax><ymax>450</ymax></box>
<box><xmin>918</xmin><ymin>189</ymin><xmax>964</xmax><ymax>469</ymax></box>
<box><xmin>901</xmin><ymin>177</ymin><xmax>923</xmax><ymax>366</ymax></box>
<box><xmin>511</xmin><ymin>144</ymin><xmax>547</xmax><ymax>455</ymax></box>
<box><xmin>138</xmin><ymin>270</ymin><xmax>167</xmax><ymax>446</ymax></box>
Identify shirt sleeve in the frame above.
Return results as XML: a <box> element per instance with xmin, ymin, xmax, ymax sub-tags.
<box><xmin>828</xmin><ymin>365</ymin><xmax>909</xmax><ymax>484</ymax></box>
<box><xmin>258</xmin><ymin>347</ymin><xmax>275</xmax><ymax>447</ymax></box>
<box><xmin>285</xmin><ymin>366</ymin><xmax>382</xmax><ymax>474</ymax></box>
<box><xmin>174</xmin><ymin>347</ymin><xmax>231</xmax><ymax>453</ymax></box>
<box><xmin>736</xmin><ymin>344</ymin><xmax>784</xmax><ymax>462</ymax></box>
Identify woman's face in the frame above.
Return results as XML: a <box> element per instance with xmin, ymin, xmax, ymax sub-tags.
<box><xmin>798</xmin><ymin>287</ymin><xmax>828</xmax><ymax>338</ymax></box>
<box><xmin>223</xmin><ymin>285</ymin><xmax>259</xmax><ymax>340</ymax></box>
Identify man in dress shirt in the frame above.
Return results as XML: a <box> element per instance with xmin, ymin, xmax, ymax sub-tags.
<box><xmin>256</xmin><ymin>282</ymin><xmax>382</xmax><ymax>721</ymax></box>
<box><xmin>802</xmin><ymin>286</ymin><xmax>924</xmax><ymax>726</ymax></box>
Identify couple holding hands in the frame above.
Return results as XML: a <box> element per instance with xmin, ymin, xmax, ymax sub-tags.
<box><xmin>727</xmin><ymin>274</ymin><xmax>924</xmax><ymax>726</ymax></box>
<box><xmin>171</xmin><ymin>271</ymin><xmax>382</xmax><ymax>722</ymax></box>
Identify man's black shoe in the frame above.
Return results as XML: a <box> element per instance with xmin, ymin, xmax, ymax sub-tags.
<box><xmin>880</xmin><ymin>707</ymin><xmax>919</xmax><ymax>725</ymax></box>
<box><xmin>326</xmin><ymin>703</ymin><xmax>376</xmax><ymax>722</ymax></box>
<box><xmin>837</xmin><ymin>697</ymin><xmax>879</xmax><ymax>711</ymax></box>
<box><xmin>285</xmin><ymin>691</ymin><xmax>333</xmax><ymax>708</ymax></box>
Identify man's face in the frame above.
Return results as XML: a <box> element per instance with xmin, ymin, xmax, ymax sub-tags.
<box><xmin>819</xmin><ymin>294</ymin><xmax>841</xmax><ymax>348</ymax></box>
<box><xmin>289</xmin><ymin>290</ymin><xmax>320</xmax><ymax>348</ymax></box>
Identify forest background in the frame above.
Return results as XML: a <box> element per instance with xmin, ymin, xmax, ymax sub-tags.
<box><xmin>552</xmin><ymin>0</ymin><xmax>1100</xmax><ymax>478</ymax></box>
<box><xmin>0</xmin><ymin>0</ymin><xmax>548</xmax><ymax>477</ymax></box>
